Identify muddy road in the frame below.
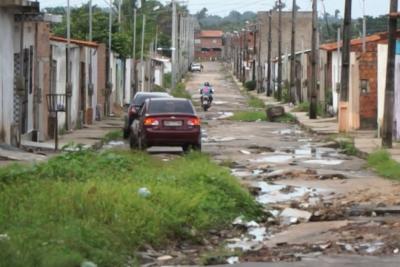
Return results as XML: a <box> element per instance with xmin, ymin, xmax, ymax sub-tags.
<box><xmin>184</xmin><ymin>62</ymin><xmax>400</xmax><ymax>266</ymax></box>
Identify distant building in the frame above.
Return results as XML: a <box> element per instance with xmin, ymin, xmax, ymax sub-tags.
<box><xmin>194</xmin><ymin>30</ymin><xmax>224</xmax><ymax>61</ymax></box>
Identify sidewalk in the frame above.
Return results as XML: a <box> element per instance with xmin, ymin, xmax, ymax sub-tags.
<box><xmin>0</xmin><ymin>117</ymin><xmax>123</xmax><ymax>167</ymax></box>
<box><xmin>247</xmin><ymin>90</ymin><xmax>400</xmax><ymax>161</ymax></box>
<box><xmin>21</xmin><ymin>117</ymin><xmax>123</xmax><ymax>151</ymax></box>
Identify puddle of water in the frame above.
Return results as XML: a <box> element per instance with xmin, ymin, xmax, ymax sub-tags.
<box><xmin>254</xmin><ymin>182</ymin><xmax>325</xmax><ymax>204</ymax></box>
<box><xmin>214</xmin><ymin>101</ymin><xmax>228</xmax><ymax>105</ymax></box>
<box><xmin>251</xmin><ymin>154</ymin><xmax>307</xmax><ymax>164</ymax></box>
<box><xmin>303</xmin><ymin>159</ymin><xmax>343</xmax><ymax>166</ymax></box>
<box><xmin>231</xmin><ymin>169</ymin><xmax>253</xmax><ymax>178</ymax></box>
<box><xmin>214</xmin><ymin>112</ymin><xmax>234</xmax><ymax>120</ymax></box>
<box><xmin>273</xmin><ymin>129</ymin><xmax>303</xmax><ymax>135</ymax></box>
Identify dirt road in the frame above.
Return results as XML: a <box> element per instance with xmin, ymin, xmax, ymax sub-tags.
<box><xmin>185</xmin><ymin>62</ymin><xmax>400</xmax><ymax>266</ymax></box>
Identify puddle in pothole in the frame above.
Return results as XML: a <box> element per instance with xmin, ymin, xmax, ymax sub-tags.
<box><xmin>214</xmin><ymin>112</ymin><xmax>234</xmax><ymax>120</ymax></box>
<box><xmin>253</xmin><ymin>181</ymin><xmax>327</xmax><ymax>205</ymax></box>
<box><xmin>103</xmin><ymin>141</ymin><xmax>125</xmax><ymax>149</ymax></box>
<box><xmin>227</xmin><ymin>218</ymin><xmax>269</xmax><ymax>252</ymax></box>
<box><xmin>303</xmin><ymin>159</ymin><xmax>343</xmax><ymax>165</ymax></box>
<box><xmin>251</xmin><ymin>154</ymin><xmax>306</xmax><ymax>164</ymax></box>
<box><xmin>214</xmin><ymin>100</ymin><xmax>228</xmax><ymax>105</ymax></box>
<box><xmin>273</xmin><ymin>128</ymin><xmax>303</xmax><ymax>135</ymax></box>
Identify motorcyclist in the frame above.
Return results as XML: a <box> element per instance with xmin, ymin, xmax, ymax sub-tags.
<box><xmin>200</xmin><ymin>82</ymin><xmax>214</xmax><ymax>103</ymax></box>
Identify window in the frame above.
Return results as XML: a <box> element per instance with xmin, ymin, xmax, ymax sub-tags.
<box><xmin>360</xmin><ymin>80</ymin><xmax>369</xmax><ymax>94</ymax></box>
<box><xmin>212</xmin><ymin>48</ymin><xmax>222</xmax><ymax>52</ymax></box>
<box><xmin>148</xmin><ymin>100</ymin><xmax>195</xmax><ymax>114</ymax></box>
<box><xmin>201</xmin><ymin>48</ymin><xmax>210</xmax><ymax>52</ymax></box>
<box><xmin>212</xmin><ymin>39</ymin><xmax>217</xmax><ymax>44</ymax></box>
<box><xmin>195</xmin><ymin>39</ymin><xmax>201</xmax><ymax>44</ymax></box>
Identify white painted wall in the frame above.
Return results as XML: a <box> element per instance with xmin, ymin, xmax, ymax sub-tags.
<box><xmin>0</xmin><ymin>9</ymin><xmax>15</xmax><ymax>143</ymax></box>
<box><xmin>125</xmin><ymin>58</ymin><xmax>132</xmax><ymax>104</ymax></box>
<box><xmin>377</xmin><ymin>44</ymin><xmax>388</xmax><ymax>134</ymax></box>
<box><xmin>331</xmin><ymin>51</ymin><xmax>342</xmax><ymax>114</ymax></box>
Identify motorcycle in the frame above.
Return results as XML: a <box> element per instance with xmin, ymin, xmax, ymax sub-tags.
<box><xmin>201</xmin><ymin>95</ymin><xmax>211</xmax><ymax>111</ymax></box>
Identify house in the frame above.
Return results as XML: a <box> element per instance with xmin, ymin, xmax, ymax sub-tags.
<box><xmin>320</xmin><ymin>31</ymin><xmax>400</xmax><ymax>132</ymax></box>
<box><xmin>0</xmin><ymin>0</ymin><xmax>47</xmax><ymax>145</ymax></box>
<box><xmin>194</xmin><ymin>30</ymin><xmax>224</xmax><ymax>61</ymax></box>
<box><xmin>49</xmin><ymin>36</ymin><xmax>100</xmax><ymax>131</ymax></box>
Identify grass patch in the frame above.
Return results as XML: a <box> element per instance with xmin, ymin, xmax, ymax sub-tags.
<box><xmin>338</xmin><ymin>140</ymin><xmax>358</xmax><ymax>156</ymax></box>
<box><xmin>291</xmin><ymin>101</ymin><xmax>325</xmax><ymax>117</ymax></box>
<box><xmin>171</xmin><ymin>82</ymin><xmax>192</xmax><ymax>99</ymax></box>
<box><xmin>273</xmin><ymin>113</ymin><xmax>297</xmax><ymax>123</ymax></box>
<box><xmin>247</xmin><ymin>94</ymin><xmax>266</xmax><ymax>109</ymax></box>
<box><xmin>229</xmin><ymin>111</ymin><xmax>267</xmax><ymax>122</ymax></box>
<box><xmin>102</xmin><ymin>130</ymin><xmax>123</xmax><ymax>143</ymax></box>
<box><xmin>0</xmin><ymin>150</ymin><xmax>260</xmax><ymax>266</ymax></box>
<box><xmin>367</xmin><ymin>150</ymin><xmax>400</xmax><ymax>180</ymax></box>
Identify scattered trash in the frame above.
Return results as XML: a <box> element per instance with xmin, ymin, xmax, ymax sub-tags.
<box><xmin>81</xmin><ymin>261</ymin><xmax>98</xmax><ymax>267</ymax></box>
<box><xmin>138</xmin><ymin>187</ymin><xmax>151</xmax><ymax>198</ymax></box>
<box><xmin>240</xmin><ymin>150</ymin><xmax>251</xmax><ymax>155</ymax></box>
<box><xmin>280</xmin><ymin>208</ymin><xmax>312</xmax><ymax>223</ymax></box>
<box><xmin>359</xmin><ymin>241</ymin><xmax>385</xmax><ymax>254</ymax></box>
<box><xmin>157</xmin><ymin>255</ymin><xmax>173</xmax><ymax>261</ymax></box>
<box><xmin>226</xmin><ymin>256</ymin><xmax>239</xmax><ymax>264</ymax></box>
<box><xmin>0</xmin><ymin>233</ymin><xmax>10</xmax><ymax>241</ymax></box>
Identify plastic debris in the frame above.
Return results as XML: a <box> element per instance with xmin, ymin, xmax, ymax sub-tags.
<box><xmin>138</xmin><ymin>187</ymin><xmax>151</xmax><ymax>198</ymax></box>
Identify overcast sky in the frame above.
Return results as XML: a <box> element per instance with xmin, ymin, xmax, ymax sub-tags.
<box><xmin>39</xmin><ymin>0</ymin><xmax>392</xmax><ymax>18</ymax></box>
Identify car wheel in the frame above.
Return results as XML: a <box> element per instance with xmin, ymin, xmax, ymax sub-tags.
<box><xmin>123</xmin><ymin>115</ymin><xmax>129</xmax><ymax>139</ymax></box>
<box><xmin>138</xmin><ymin>136</ymin><xmax>148</xmax><ymax>150</ymax></box>
<box><xmin>192</xmin><ymin>142</ymin><xmax>202</xmax><ymax>152</ymax></box>
<box><xmin>129</xmin><ymin>132</ymin><xmax>137</xmax><ymax>149</ymax></box>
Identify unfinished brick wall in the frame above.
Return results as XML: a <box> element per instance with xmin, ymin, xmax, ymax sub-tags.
<box><xmin>357</xmin><ymin>42</ymin><xmax>378</xmax><ymax>129</ymax></box>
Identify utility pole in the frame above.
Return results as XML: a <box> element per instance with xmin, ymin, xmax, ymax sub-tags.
<box><xmin>336</xmin><ymin>27</ymin><xmax>341</xmax><ymax>112</ymax></box>
<box><xmin>382</xmin><ymin>0</ymin><xmax>398</xmax><ymax>147</ymax></box>
<box><xmin>257</xmin><ymin>23</ymin><xmax>262</xmax><ymax>93</ymax></box>
<box><xmin>171</xmin><ymin>0</ymin><xmax>177</xmax><ymax>90</ymax></box>
<box><xmin>131</xmin><ymin>7</ymin><xmax>137</xmax><ymax>97</ymax></box>
<box><xmin>66</xmin><ymin>0</ymin><xmax>72</xmax><ymax>129</ymax></box>
<box><xmin>309</xmin><ymin>0</ymin><xmax>318</xmax><ymax>119</ymax></box>
<box><xmin>362</xmin><ymin>0</ymin><xmax>366</xmax><ymax>53</ymax></box>
<box><xmin>267</xmin><ymin>10</ymin><xmax>272</xmax><ymax>96</ymax></box>
<box><xmin>140</xmin><ymin>14</ymin><xmax>146</xmax><ymax>91</ymax></box>
<box><xmin>277</xmin><ymin>0</ymin><xmax>283</xmax><ymax>101</ymax></box>
<box><xmin>290</xmin><ymin>0</ymin><xmax>297</xmax><ymax>104</ymax></box>
<box><xmin>339</xmin><ymin>0</ymin><xmax>352</xmax><ymax>131</ymax></box>
<box><xmin>106</xmin><ymin>0</ymin><xmax>113</xmax><ymax>116</ymax></box>
<box><xmin>88</xmin><ymin>0</ymin><xmax>94</xmax><ymax>113</ymax></box>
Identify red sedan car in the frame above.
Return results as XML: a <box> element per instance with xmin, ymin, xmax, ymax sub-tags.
<box><xmin>131</xmin><ymin>98</ymin><xmax>202</xmax><ymax>151</ymax></box>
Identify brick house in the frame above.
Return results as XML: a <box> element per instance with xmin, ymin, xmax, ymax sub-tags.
<box><xmin>320</xmin><ymin>31</ymin><xmax>400</xmax><ymax>131</ymax></box>
<box><xmin>194</xmin><ymin>30</ymin><xmax>224</xmax><ymax>61</ymax></box>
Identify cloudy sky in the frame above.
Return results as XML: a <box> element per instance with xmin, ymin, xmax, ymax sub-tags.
<box><xmin>39</xmin><ymin>0</ymin><xmax>391</xmax><ymax>18</ymax></box>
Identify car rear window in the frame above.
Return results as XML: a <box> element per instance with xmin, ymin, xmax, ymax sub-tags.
<box><xmin>132</xmin><ymin>94</ymin><xmax>169</xmax><ymax>106</ymax></box>
<box><xmin>148</xmin><ymin>100</ymin><xmax>195</xmax><ymax>114</ymax></box>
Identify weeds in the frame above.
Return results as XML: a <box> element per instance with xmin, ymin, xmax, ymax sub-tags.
<box><xmin>102</xmin><ymin>130</ymin><xmax>123</xmax><ymax>143</ymax></box>
<box><xmin>367</xmin><ymin>150</ymin><xmax>400</xmax><ymax>181</ymax></box>
<box><xmin>247</xmin><ymin>94</ymin><xmax>266</xmax><ymax>109</ymax></box>
<box><xmin>171</xmin><ymin>83</ymin><xmax>192</xmax><ymax>99</ymax></box>
<box><xmin>272</xmin><ymin>113</ymin><xmax>297</xmax><ymax>123</ymax></box>
<box><xmin>291</xmin><ymin>101</ymin><xmax>325</xmax><ymax>117</ymax></box>
<box><xmin>229</xmin><ymin>111</ymin><xmax>267</xmax><ymax>122</ymax></box>
<box><xmin>0</xmin><ymin>151</ymin><xmax>261</xmax><ymax>266</ymax></box>
<box><xmin>338</xmin><ymin>140</ymin><xmax>358</xmax><ymax>156</ymax></box>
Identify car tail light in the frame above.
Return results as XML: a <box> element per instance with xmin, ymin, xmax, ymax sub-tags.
<box><xmin>187</xmin><ymin>117</ymin><xmax>200</xmax><ymax>126</ymax></box>
<box><xmin>144</xmin><ymin>117</ymin><xmax>159</xmax><ymax>126</ymax></box>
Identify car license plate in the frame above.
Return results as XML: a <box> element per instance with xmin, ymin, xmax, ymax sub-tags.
<box><xmin>203</xmin><ymin>100</ymin><xmax>208</xmax><ymax>105</ymax></box>
<box><xmin>164</xmin><ymin>120</ymin><xmax>182</xmax><ymax>127</ymax></box>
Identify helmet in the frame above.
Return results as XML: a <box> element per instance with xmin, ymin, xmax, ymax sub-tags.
<box><xmin>204</xmin><ymin>82</ymin><xmax>210</xmax><ymax>86</ymax></box>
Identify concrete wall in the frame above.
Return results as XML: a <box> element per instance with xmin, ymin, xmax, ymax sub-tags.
<box><xmin>0</xmin><ymin>8</ymin><xmax>15</xmax><ymax>143</ymax></box>
<box><xmin>257</xmin><ymin>11</ymin><xmax>312</xmax><ymax>71</ymax></box>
